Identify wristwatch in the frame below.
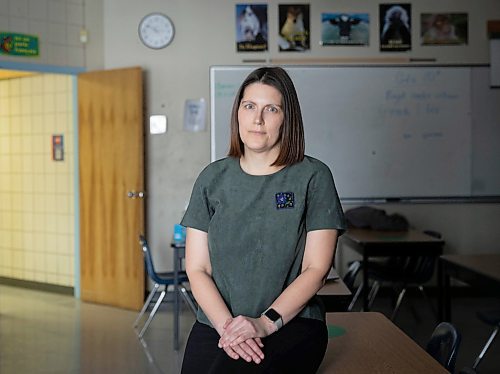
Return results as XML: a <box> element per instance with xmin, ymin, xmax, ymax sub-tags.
<box><xmin>261</xmin><ymin>308</ymin><xmax>283</xmax><ymax>330</ymax></box>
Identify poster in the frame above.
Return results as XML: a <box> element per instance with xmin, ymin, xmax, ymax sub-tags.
<box><xmin>278</xmin><ymin>4</ymin><xmax>310</xmax><ymax>51</ymax></box>
<box><xmin>0</xmin><ymin>32</ymin><xmax>39</xmax><ymax>56</ymax></box>
<box><xmin>379</xmin><ymin>3</ymin><xmax>411</xmax><ymax>52</ymax></box>
<box><xmin>421</xmin><ymin>13</ymin><xmax>468</xmax><ymax>45</ymax></box>
<box><xmin>321</xmin><ymin>13</ymin><xmax>370</xmax><ymax>46</ymax></box>
<box><xmin>235</xmin><ymin>4</ymin><xmax>268</xmax><ymax>52</ymax></box>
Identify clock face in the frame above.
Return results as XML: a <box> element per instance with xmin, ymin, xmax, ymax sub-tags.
<box><xmin>138</xmin><ymin>13</ymin><xmax>175</xmax><ymax>49</ymax></box>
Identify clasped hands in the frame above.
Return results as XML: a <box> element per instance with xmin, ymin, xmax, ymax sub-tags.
<box><xmin>217</xmin><ymin>315</ymin><xmax>277</xmax><ymax>364</ymax></box>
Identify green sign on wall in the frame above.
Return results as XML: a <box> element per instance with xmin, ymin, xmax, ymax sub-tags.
<box><xmin>0</xmin><ymin>32</ymin><xmax>39</xmax><ymax>57</ymax></box>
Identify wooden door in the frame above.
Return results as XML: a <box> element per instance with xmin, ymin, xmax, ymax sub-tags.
<box><xmin>78</xmin><ymin>67</ymin><xmax>144</xmax><ymax>310</ymax></box>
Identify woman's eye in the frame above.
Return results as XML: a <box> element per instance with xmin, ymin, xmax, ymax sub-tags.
<box><xmin>242</xmin><ymin>103</ymin><xmax>255</xmax><ymax>109</ymax></box>
<box><xmin>266</xmin><ymin>106</ymin><xmax>279</xmax><ymax>113</ymax></box>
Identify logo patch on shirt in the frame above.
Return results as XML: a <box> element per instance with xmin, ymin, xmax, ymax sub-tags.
<box><xmin>275</xmin><ymin>192</ymin><xmax>294</xmax><ymax>209</ymax></box>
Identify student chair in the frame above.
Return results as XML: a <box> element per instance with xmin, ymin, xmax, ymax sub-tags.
<box><xmin>426</xmin><ymin>322</ymin><xmax>461</xmax><ymax>373</ymax></box>
<box><xmin>471</xmin><ymin>309</ymin><xmax>500</xmax><ymax>370</ymax></box>
<box><xmin>365</xmin><ymin>230</ymin><xmax>442</xmax><ymax>320</ymax></box>
<box><xmin>342</xmin><ymin>260</ymin><xmax>363</xmax><ymax>311</ymax></box>
<box><xmin>133</xmin><ymin>235</ymin><xmax>197</xmax><ymax>338</ymax></box>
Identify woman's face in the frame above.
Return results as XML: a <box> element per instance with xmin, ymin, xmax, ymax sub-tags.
<box><xmin>238</xmin><ymin>82</ymin><xmax>284</xmax><ymax>156</ymax></box>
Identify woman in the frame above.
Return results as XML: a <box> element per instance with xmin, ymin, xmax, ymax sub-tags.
<box><xmin>181</xmin><ymin>67</ymin><xmax>345</xmax><ymax>373</ymax></box>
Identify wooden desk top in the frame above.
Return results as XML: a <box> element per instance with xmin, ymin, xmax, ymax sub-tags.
<box><xmin>441</xmin><ymin>253</ymin><xmax>500</xmax><ymax>283</ymax></box>
<box><xmin>344</xmin><ymin>228</ymin><xmax>444</xmax><ymax>245</ymax></box>
<box><xmin>317</xmin><ymin>278</ymin><xmax>351</xmax><ymax>297</ymax></box>
<box><xmin>318</xmin><ymin>312</ymin><xmax>447</xmax><ymax>374</ymax></box>
<box><xmin>317</xmin><ymin>268</ymin><xmax>351</xmax><ymax>297</ymax></box>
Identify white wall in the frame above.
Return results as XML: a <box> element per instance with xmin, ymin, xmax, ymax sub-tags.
<box><xmin>97</xmin><ymin>0</ymin><xmax>500</xmax><ymax>272</ymax></box>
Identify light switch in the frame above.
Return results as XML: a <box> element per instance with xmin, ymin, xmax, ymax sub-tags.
<box><xmin>149</xmin><ymin>115</ymin><xmax>167</xmax><ymax>134</ymax></box>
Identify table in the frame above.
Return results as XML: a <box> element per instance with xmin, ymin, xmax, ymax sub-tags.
<box><xmin>318</xmin><ymin>269</ymin><xmax>352</xmax><ymax>312</ymax></box>
<box><xmin>318</xmin><ymin>312</ymin><xmax>447</xmax><ymax>373</ymax></box>
<box><xmin>439</xmin><ymin>253</ymin><xmax>500</xmax><ymax>321</ymax></box>
<box><xmin>341</xmin><ymin>229</ymin><xmax>445</xmax><ymax>311</ymax></box>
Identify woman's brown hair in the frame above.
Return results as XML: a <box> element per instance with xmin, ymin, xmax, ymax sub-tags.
<box><xmin>227</xmin><ymin>67</ymin><xmax>305</xmax><ymax>166</ymax></box>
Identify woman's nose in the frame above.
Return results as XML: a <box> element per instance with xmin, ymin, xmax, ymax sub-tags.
<box><xmin>254</xmin><ymin>111</ymin><xmax>264</xmax><ymax>125</ymax></box>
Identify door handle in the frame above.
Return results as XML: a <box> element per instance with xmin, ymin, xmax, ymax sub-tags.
<box><xmin>127</xmin><ymin>191</ymin><xmax>145</xmax><ymax>199</ymax></box>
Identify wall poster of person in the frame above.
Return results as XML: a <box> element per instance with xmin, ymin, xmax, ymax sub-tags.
<box><xmin>235</xmin><ymin>4</ymin><xmax>268</xmax><ymax>52</ymax></box>
<box><xmin>379</xmin><ymin>3</ymin><xmax>411</xmax><ymax>52</ymax></box>
<box><xmin>421</xmin><ymin>13</ymin><xmax>468</xmax><ymax>45</ymax></box>
<box><xmin>321</xmin><ymin>12</ymin><xmax>370</xmax><ymax>46</ymax></box>
<box><xmin>278</xmin><ymin>4</ymin><xmax>310</xmax><ymax>51</ymax></box>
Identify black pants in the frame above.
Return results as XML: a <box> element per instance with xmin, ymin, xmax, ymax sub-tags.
<box><xmin>181</xmin><ymin>317</ymin><xmax>328</xmax><ymax>374</ymax></box>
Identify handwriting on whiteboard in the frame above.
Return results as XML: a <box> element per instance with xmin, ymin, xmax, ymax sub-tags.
<box><xmin>378</xmin><ymin>70</ymin><xmax>466</xmax><ymax>141</ymax></box>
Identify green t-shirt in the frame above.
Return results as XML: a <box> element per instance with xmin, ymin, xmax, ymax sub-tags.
<box><xmin>181</xmin><ymin>155</ymin><xmax>346</xmax><ymax>327</ymax></box>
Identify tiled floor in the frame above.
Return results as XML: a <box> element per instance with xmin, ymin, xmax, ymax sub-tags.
<box><xmin>0</xmin><ymin>284</ymin><xmax>194</xmax><ymax>374</ymax></box>
<box><xmin>0</xmin><ymin>284</ymin><xmax>499</xmax><ymax>374</ymax></box>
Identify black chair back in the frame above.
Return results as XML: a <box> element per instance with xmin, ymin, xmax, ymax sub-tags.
<box><xmin>343</xmin><ymin>261</ymin><xmax>362</xmax><ymax>291</ymax></box>
<box><xmin>139</xmin><ymin>235</ymin><xmax>164</xmax><ymax>284</ymax></box>
<box><xmin>396</xmin><ymin>230</ymin><xmax>442</xmax><ymax>283</ymax></box>
<box><xmin>426</xmin><ymin>322</ymin><xmax>461</xmax><ymax>373</ymax></box>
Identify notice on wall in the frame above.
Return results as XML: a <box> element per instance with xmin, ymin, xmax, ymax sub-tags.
<box><xmin>52</xmin><ymin>134</ymin><xmax>64</xmax><ymax>161</ymax></box>
<box><xmin>0</xmin><ymin>32</ymin><xmax>39</xmax><ymax>57</ymax></box>
<box><xmin>183</xmin><ymin>99</ymin><xmax>206</xmax><ymax>132</ymax></box>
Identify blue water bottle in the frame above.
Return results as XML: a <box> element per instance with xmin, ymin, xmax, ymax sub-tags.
<box><xmin>173</xmin><ymin>224</ymin><xmax>186</xmax><ymax>243</ymax></box>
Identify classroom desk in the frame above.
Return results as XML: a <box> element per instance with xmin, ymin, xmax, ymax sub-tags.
<box><xmin>318</xmin><ymin>269</ymin><xmax>352</xmax><ymax>312</ymax></box>
<box><xmin>439</xmin><ymin>253</ymin><xmax>500</xmax><ymax>321</ymax></box>
<box><xmin>318</xmin><ymin>312</ymin><xmax>447</xmax><ymax>374</ymax></box>
<box><xmin>341</xmin><ymin>229</ymin><xmax>445</xmax><ymax>311</ymax></box>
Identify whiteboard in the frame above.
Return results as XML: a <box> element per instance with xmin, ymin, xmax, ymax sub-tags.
<box><xmin>471</xmin><ymin>66</ymin><xmax>500</xmax><ymax>196</ymax></box>
<box><xmin>210</xmin><ymin>65</ymin><xmax>500</xmax><ymax>200</ymax></box>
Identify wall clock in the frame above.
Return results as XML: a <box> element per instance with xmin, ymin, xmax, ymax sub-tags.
<box><xmin>138</xmin><ymin>13</ymin><xmax>175</xmax><ymax>49</ymax></box>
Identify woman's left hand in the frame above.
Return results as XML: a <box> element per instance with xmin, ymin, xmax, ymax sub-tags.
<box><xmin>222</xmin><ymin>338</ymin><xmax>264</xmax><ymax>364</ymax></box>
<box><xmin>218</xmin><ymin>315</ymin><xmax>276</xmax><ymax>348</ymax></box>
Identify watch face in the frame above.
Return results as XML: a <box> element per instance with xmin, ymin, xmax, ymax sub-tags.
<box><xmin>139</xmin><ymin>13</ymin><xmax>174</xmax><ymax>49</ymax></box>
<box><xmin>264</xmin><ymin>308</ymin><xmax>281</xmax><ymax>322</ymax></box>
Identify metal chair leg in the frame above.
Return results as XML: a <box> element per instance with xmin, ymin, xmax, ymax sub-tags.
<box><xmin>133</xmin><ymin>283</ymin><xmax>160</xmax><ymax>328</ymax></box>
<box><xmin>472</xmin><ymin>325</ymin><xmax>499</xmax><ymax>369</ymax></box>
<box><xmin>180</xmin><ymin>286</ymin><xmax>197</xmax><ymax>315</ymax></box>
<box><xmin>138</xmin><ymin>289</ymin><xmax>167</xmax><ymax>338</ymax></box>
<box><xmin>368</xmin><ymin>281</ymin><xmax>380</xmax><ymax>309</ymax></box>
<box><xmin>418</xmin><ymin>285</ymin><xmax>437</xmax><ymax>318</ymax></box>
<box><xmin>390</xmin><ymin>288</ymin><xmax>407</xmax><ymax>321</ymax></box>
<box><xmin>348</xmin><ymin>284</ymin><xmax>363</xmax><ymax>311</ymax></box>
